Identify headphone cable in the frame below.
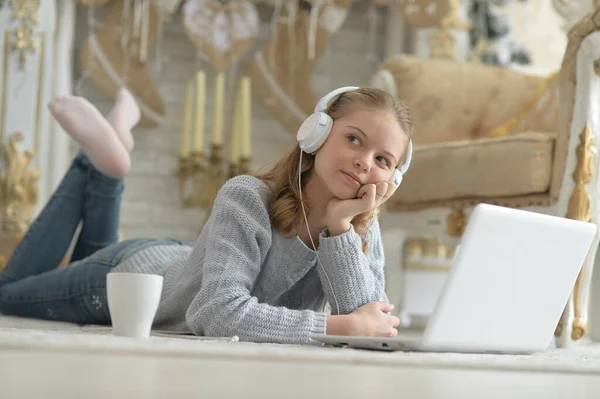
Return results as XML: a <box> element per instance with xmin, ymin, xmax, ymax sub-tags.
<box><xmin>298</xmin><ymin>149</ymin><xmax>341</xmax><ymax>315</ymax></box>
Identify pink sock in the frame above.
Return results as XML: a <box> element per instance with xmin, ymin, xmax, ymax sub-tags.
<box><xmin>106</xmin><ymin>88</ymin><xmax>140</xmax><ymax>152</ymax></box>
<box><xmin>49</xmin><ymin>95</ymin><xmax>130</xmax><ymax>178</ymax></box>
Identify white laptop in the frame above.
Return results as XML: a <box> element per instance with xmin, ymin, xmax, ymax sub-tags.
<box><xmin>311</xmin><ymin>203</ymin><xmax>597</xmax><ymax>354</ymax></box>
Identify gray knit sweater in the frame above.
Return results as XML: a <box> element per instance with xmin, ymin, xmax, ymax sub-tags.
<box><xmin>112</xmin><ymin>175</ymin><xmax>388</xmax><ymax>345</ymax></box>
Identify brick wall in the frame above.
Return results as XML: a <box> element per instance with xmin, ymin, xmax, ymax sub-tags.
<box><xmin>73</xmin><ymin>1</ymin><xmax>385</xmax><ymax>242</ymax></box>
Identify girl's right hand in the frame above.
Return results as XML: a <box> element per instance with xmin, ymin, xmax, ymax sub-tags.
<box><xmin>349</xmin><ymin>302</ymin><xmax>400</xmax><ymax>337</ymax></box>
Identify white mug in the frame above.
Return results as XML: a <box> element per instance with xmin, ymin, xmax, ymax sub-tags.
<box><xmin>106</xmin><ymin>273</ymin><xmax>163</xmax><ymax>339</ymax></box>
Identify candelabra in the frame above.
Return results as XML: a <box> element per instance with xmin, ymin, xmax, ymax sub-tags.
<box><xmin>177</xmin><ymin>69</ymin><xmax>252</xmax><ymax>211</ymax></box>
<box><xmin>177</xmin><ymin>145</ymin><xmax>251</xmax><ymax>210</ymax></box>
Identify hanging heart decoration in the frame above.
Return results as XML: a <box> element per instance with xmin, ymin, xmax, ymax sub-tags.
<box><xmin>183</xmin><ymin>0</ymin><xmax>260</xmax><ymax>72</ymax></box>
<box><xmin>395</xmin><ymin>0</ymin><xmax>450</xmax><ymax>28</ymax></box>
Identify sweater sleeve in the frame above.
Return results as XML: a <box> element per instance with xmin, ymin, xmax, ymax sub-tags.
<box><xmin>185</xmin><ymin>178</ymin><xmax>327</xmax><ymax>344</ymax></box>
<box><xmin>316</xmin><ymin>219</ymin><xmax>388</xmax><ymax>315</ymax></box>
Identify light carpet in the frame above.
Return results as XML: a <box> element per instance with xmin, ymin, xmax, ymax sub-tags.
<box><xmin>1</xmin><ymin>315</ymin><xmax>600</xmax><ymax>375</ymax></box>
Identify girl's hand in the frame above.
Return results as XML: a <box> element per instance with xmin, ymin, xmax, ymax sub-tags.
<box><xmin>326</xmin><ymin>302</ymin><xmax>400</xmax><ymax>337</ymax></box>
<box><xmin>326</xmin><ymin>181</ymin><xmax>399</xmax><ymax>236</ymax></box>
<box><xmin>350</xmin><ymin>302</ymin><xmax>400</xmax><ymax>337</ymax></box>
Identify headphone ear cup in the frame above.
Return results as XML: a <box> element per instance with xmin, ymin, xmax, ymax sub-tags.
<box><xmin>297</xmin><ymin>112</ymin><xmax>333</xmax><ymax>153</ymax></box>
<box><xmin>390</xmin><ymin>169</ymin><xmax>402</xmax><ymax>186</ymax></box>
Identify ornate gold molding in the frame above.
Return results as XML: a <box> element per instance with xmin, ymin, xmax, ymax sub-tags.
<box><xmin>1</xmin><ymin>31</ymin><xmax>45</xmax><ymax>153</ymax></box>
<box><xmin>487</xmin><ymin>72</ymin><xmax>559</xmax><ymax>138</ymax></box>
<box><xmin>447</xmin><ymin>208</ymin><xmax>467</xmax><ymax>237</ymax></box>
<box><xmin>560</xmin><ymin>124</ymin><xmax>595</xmax><ymax>340</ymax></box>
<box><xmin>0</xmin><ymin>131</ymin><xmax>39</xmax><ymax>234</ymax></box>
<box><xmin>566</xmin><ymin>124</ymin><xmax>594</xmax><ymax>223</ymax></box>
<box><xmin>8</xmin><ymin>0</ymin><xmax>40</xmax><ymax>70</ymax></box>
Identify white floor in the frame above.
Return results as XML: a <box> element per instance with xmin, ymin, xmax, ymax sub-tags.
<box><xmin>2</xmin><ymin>315</ymin><xmax>600</xmax><ymax>398</ymax></box>
<box><xmin>2</xmin><ymin>348</ymin><xmax>600</xmax><ymax>398</ymax></box>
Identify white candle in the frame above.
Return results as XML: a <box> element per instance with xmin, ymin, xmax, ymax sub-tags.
<box><xmin>230</xmin><ymin>82</ymin><xmax>242</xmax><ymax>163</ymax></box>
<box><xmin>241</xmin><ymin>76</ymin><xmax>252</xmax><ymax>158</ymax></box>
<box><xmin>179</xmin><ymin>81</ymin><xmax>193</xmax><ymax>158</ymax></box>
<box><xmin>192</xmin><ymin>71</ymin><xmax>206</xmax><ymax>153</ymax></box>
<box><xmin>211</xmin><ymin>72</ymin><xmax>225</xmax><ymax>145</ymax></box>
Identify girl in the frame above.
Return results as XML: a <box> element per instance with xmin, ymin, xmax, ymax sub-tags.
<box><xmin>0</xmin><ymin>86</ymin><xmax>412</xmax><ymax>345</ymax></box>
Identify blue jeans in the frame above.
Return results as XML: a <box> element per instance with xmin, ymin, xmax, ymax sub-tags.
<box><xmin>0</xmin><ymin>153</ymin><xmax>179</xmax><ymax>324</ymax></box>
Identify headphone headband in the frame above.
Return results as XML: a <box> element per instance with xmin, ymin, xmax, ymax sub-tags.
<box><xmin>314</xmin><ymin>86</ymin><xmax>360</xmax><ymax>113</ymax></box>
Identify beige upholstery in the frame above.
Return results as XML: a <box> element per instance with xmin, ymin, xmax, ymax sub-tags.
<box><xmin>392</xmin><ymin>132</ymin><xmax>556</xmax><ymax>207</ymax></box>
<box><xmin>372</xmin><ymin>54</ymin><xmax>562</xmax><ymax>211</ymax></box>
<box><xmin>376</xmin><ymin>55</ymin><xmax>559</xmax><ymax>144</ymax></box>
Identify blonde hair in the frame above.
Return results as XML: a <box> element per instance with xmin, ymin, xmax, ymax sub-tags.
<box><xmin>255</xmin><ymin>87</ymin><xmax>412</xmax><ymax>253</ymax></box>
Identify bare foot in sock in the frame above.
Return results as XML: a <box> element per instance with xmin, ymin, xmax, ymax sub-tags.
<box><xmin>106</xmin><ymin>88</ymin><xmax>140</xmax><ymax>152</ymax></box>
<box><xmin>49</xmin><ymin>96</ymin><xmax>130</xmax><ymax>178</ymax></box>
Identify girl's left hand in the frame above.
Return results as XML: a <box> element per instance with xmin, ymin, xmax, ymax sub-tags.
<box><xmin>326</xmin><ymin>181</ymin><xmax>399</xmax><ymax>236</ymax></box>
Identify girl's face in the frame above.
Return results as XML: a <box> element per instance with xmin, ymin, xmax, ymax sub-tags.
<box><xmin>313</xmin><ymin>107</ymin><xmax>409</xmax><ymax>200</ymax></box>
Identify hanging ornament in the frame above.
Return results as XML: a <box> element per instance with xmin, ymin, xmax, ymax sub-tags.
<box><xmin>395</xmin><ymin>0</ymin><xmax>451</xmax><ymax>28</ymax></box>
<box><xmin>182</xmin><ymin>0</ymin><xmax>260</xmax><ymax>72</ymax></box>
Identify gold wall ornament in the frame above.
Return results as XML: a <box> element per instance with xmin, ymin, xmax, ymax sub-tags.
<box><xmin>487</xmin><ymin>71</ymin><xmax>559</xmax><ymax>138</ymax></box>
<box><xmin>403</xmin><ymin>237</ymin><xmax>456</xmax><ymax>272</ymax></box>
<box><xmin>446</xmin><ymin>208</ymin><xmax>467</xmax><ymax>237</ymax></box>
<box><xmin>429</xmin><ymin>29</ymin><xmax>455</xmax><ymax>59</ymax></box>
<box><xmin>563</xmin><ymin>124</ymin><xmax>595</xmax><ymax>340</ymax></box>
<box><xmin>426</xmin><ymin>0</ymin><xmax>471</xmax><ymax>59</ymax></box>
<box><xmin>0</xmin><ymin>131</ymin><xmax>40</xmax><ymax>234</ymax></box>
<box><xmin>177</xmin><ymin>144</ymin><xmax>250</xmax><ymax>210</ymax></box>
<box><xmin>566</xmin><ymin>124</ymin><xmax>594</xmax><ymax>223</ymax></box>
<box><xmin>8</xmin><ymin>0</ymin><xmax>40</xmax><ymax>69</ymax></box>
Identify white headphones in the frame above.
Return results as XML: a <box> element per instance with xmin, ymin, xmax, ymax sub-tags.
<box><xmin>296</xmin><ymin>86</ymin><xmax>412</xmax><ymax>186</ymax></box>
